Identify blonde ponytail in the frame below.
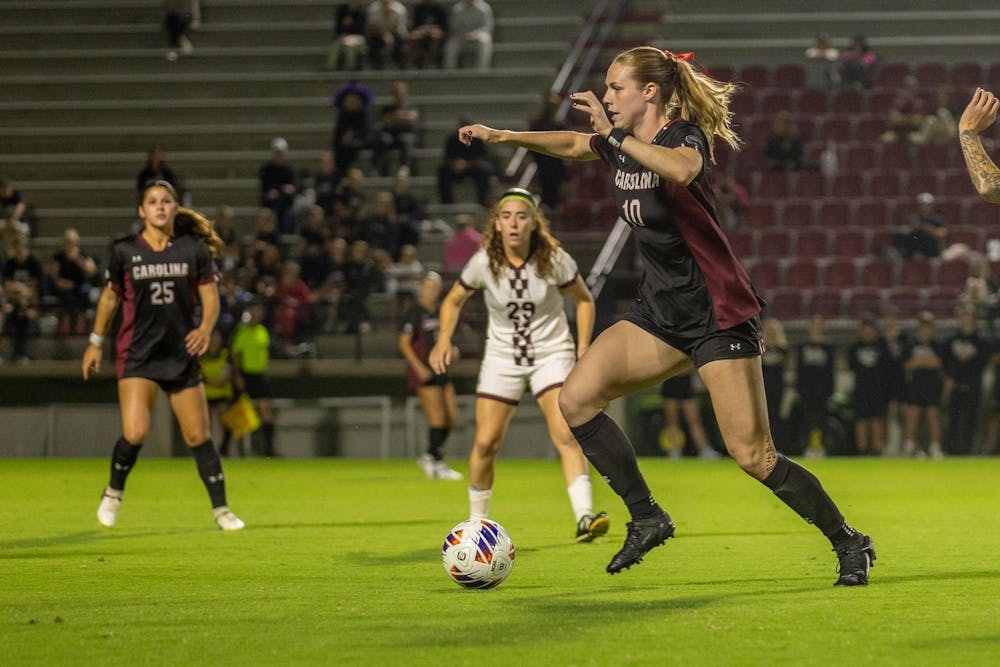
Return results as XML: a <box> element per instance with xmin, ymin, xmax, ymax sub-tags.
<box><xmin>176</xmin><ymin>206</ymin><xmax>225</xmax><ymax>258</ymax></box>
<box><xmin>670</xmin><ymin>58</ymin><xmax>742</xmax><ymax>160</ymax></box>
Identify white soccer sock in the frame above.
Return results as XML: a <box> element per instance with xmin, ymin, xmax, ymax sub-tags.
<box><xmin>566</xmin><ymin>474</ymin><xmax>593</xmax><ymax>522</ymax></box>
<box><xmin>469</xmin><ymin>487</ymin><xmax>492</xmax><ymax>520</ymax></box>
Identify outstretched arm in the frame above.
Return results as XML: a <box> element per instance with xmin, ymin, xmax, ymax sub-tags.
<box><xmin>958</xmin><ymin>88</ymin><xmax>1000</xmax><ymax>203</ymax></box>
<box><xmin>458</xmin><ymin>124</ymin><xmax>598</xmax><ymax>161</ymax></box>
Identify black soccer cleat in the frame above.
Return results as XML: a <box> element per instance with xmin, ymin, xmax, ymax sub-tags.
<box><xmin>833</xmin><ymin>533</ymin><xmax>876</xmax><ymax>586</ymax></box>
<box><xmin>576</xmin><ymin>511</ymin><xmax>610</xmax><ymax>543</ymax></box>
<box><xmin>606</xmin><ymin>511</ymin><xmax>675</xmax><ymax>574</ymax></box>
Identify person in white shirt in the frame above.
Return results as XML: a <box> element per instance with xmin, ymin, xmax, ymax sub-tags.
<box><xmin>443</xmin><ymin>0</ymin><xmax>493</xmax><ymax>70</ymax></box>
<box><xmin>430</xmin><ymin>188</ymin><xmax>609</xmax><ymax>542</ymax></box>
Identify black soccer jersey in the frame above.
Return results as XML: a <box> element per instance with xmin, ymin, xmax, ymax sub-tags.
<box><xmin>590</xmin><ymin>120</ymin><xmax>761</xmax><ymax>338</ymax></box>
<box><xmin>106</xmin><ymin>233</ymin><xmax>216</xmax><ymax>380</ymax></box>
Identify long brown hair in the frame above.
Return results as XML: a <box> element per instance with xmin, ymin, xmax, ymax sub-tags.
<box><xmin>139</xmin><ymin>180</ymin><xmax>225</xmax><ymax>258</ymax></box>
<box><xmin>481</xmin><ymin>190</ymin><xmax>560</xmax><ymax>280</ymax></box>
<box><xmin>612</xmin><ymin>46</ymin><xmax>741</xmax><ymax>160</ymax></box>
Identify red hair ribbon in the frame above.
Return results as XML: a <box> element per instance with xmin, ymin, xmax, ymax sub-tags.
<box><xmin>663</xmin><ymin>49</ymin><xmax>712</xmax><ymax>77</ymax></box>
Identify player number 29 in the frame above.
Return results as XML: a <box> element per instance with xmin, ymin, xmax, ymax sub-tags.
<box><xmin>150</xmin><ymin>280</ymin><xmax>175</xmax><ymax>305</ymax></box>
<box><xmin>621</xmin><ymin>198</ymin><xmax>643</xmax><ymax>226</ymax></box>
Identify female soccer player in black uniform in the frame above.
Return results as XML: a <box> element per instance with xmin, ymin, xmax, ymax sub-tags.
<box><xmin>459</xmin><ymin>46</ymin><xmax>874</xmax><ymax>585</ymax></box>
<box><xmin>83</xmin><ymin>180</ymin><xmax>244</xmax><ymax>530</ymax></box>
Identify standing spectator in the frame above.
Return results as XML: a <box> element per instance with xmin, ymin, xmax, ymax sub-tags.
<box><xmin>326</xmin><ymin>0</ymin><xmax>367</xmax><ymax>70</ymax></box>
<box><xmin>374</xmin><ymin>81</ymin><xmax>422</xmax><ymax>176</ymax></box>
<box><xmin>258</xmin><ymin>137</ymin><xmax>298</xmax><ymax>234</ymax></box>
<box><xmin>332</xmin><ymin>81</ymin><xmax>375</xmax><ymax>173</ymax></box>
<box><xmin>658</xmin><ymin>372</ymin><xmax>720</xmax><ymax>459</ymax></box>
<box><xmin>443</xmin><ymin>213</ymin><xmax>480</xmax><ymax>272</ymax></box>
<box><xmin>795</xmin><ymin>314</ymin><xmax>835</xmax><ymax>457</ymax></box>
<box><xmin>879</xmin><ymin>77</ymin><xmax>925</xmax><ymax>144</ymax></box>
<box><xmin>136</xmin><ymin>147</ymin><xmax>181</xmax><ymax>196</ymax></box>
<box><xmin>901</xmin><ymin>311</ymin><xmax>945</xmax><ymax>459</ymax></box>
<box><xmin>311</xmin><ymin>151</ymin><xmax>342</xmax><ymax>217</ymax></box>
<box><xmin>528</xmin><ymin>92</ymin><xmax>568</xmax><ymax>210</ymax></box>
<box><xmin>444</xmin><ymin>0</ymin><xmax>493</xmax><ymax>70</ymax></box>
<box><xmin>847</xmin><ymin>317</ymin><xmax>892</xmax><ymax>455</ymax></box>
<box><xmin>409</xmin><ymin>0</ymin><xmax>449</xmax><ymax>69</ymax></box>
<box><xmin>366</xmin><ymin>0</ymin><xmax>408</xmax><ymax>70</ymax></box>
<box><xmin>0</xmin><ymin>176</ymin><xmax>30</xmax><ymax>254</ymax></box>
<box><xmin>765</xmin><ymin>111</ymin><xmax>805</xmax><ymax>171</ymax></box>
<box><xmin>438</xmin><ymin>118</ymin><xmax>494</xmax><ymax>206</ymax></box>
<box><xmin>1</xmin><ymin>236</ymin><xmax>42</xmax><ymax>362</ymax></box>
<box><xmin>761</xmin><ymin>318</ymin><xmax>790</xmax><ymax>451</ymax></box>
<box><xmin>942</xmin><ymin>304</ymin><xmax>990</xmax><ymax>455</ymax></box>
<box><xmin>803</xmin><ymin>34</ymin><xmax>839</xmax><ymax>89</ymax></box>
<box><xmin>839</xmin><ymin>34</ymin><xmax>877</xmax><ymax>89</ymax></box>
<box><xmin>49</xmin><ymin>227</ymin><xmax>98</xmax><ymax>335</ymax></box>
<box><xmin>892</xmin><ymin>192</ymin><xmax>946</xmax><ymax>259</ymax></box>
<box><xmin>163</xmin><ymin>0</ymin><xmax>200</xmax><ymax>61</ymax></box>
<box><xmin>231</xmin><ymin>303</ymin><xmax>278</xmax><ymax>457</ymax></box>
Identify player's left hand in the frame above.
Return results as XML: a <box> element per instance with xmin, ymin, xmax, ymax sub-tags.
<box><xmin>185</xmin><ymin>328</ymin><xmax>210</xmax><ymax>357</ymax></box>
<box><xmin>569</xmin><ymin>91</ymin><xmax>612</xmax><ymax>137</ymax></box>
<box><xmin>959</xmin><ymin>88</ymin><xmax>999</xmax><ymax>134</ymax></box>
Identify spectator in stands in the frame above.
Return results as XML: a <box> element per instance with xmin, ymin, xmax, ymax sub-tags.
<box><xmin>879</xmin><ymin>76</ymin><xmax>925</xmax><ymax>144</ymax></box>
<box><xmin>943</xmin><ymin>304</ymin><xmax>990</xmax><ymax>456</ymax></box>
<box><xmin>1</xmin><ymin>236</ymin><xmax>43</xmax><ymax>362</ymax></box>
<box><xmin>910</xmin><ymin>88</ymin><xmax>958</xmax><ymax>147</ymax></box>
<box><xmin>803</xmin><ymin>33</ymin><xmax>839</xmax><ymax>89</ymax></box>
<box><xmin>272</xmin><ymin>260</ymin><xmax>316</xmax><ymax>351</ymax></box>
<box><xmin>443</xmin><ymin>212</ymin><xmax>480</xmax><ymax>272</ymax></box>
<box><xmin>316</xmin><ymin>237</ymin><xmax>349</xmax><ymax>332</ymax></box>
<box><xmin>360</xmin><ymin>191</ymin><xmax>399</xmax><ymax>255</ymax></box>
<box><xmin>327</xmin><ymin>0</ymin><xmax>367</xmax><ymax>70</ymax></box>
<box><xmin>386</xmin><ymin>243</ymin><xmax>425</xmax><ymax>299</ymax></box>
<box><xmin>657</xmin><ymin>372</ymin><xmax>720</xmax><ymax>460</ymax></box>
<box><xmin>891</xmin><ymin>192</ymin><xmax>946</xmax><ymax>259</ymax></box>
<box><xmin>366</xmin><ymin>0</ymin><xmax>409</xmax><ymax>70</ymax></box>
<box><xmin>444</xmin><ymin>0</ymin><xmax>493</xmax><ymax>70</ymax></box>
<box><xmin>332</xmin><ymin>81</ymin><xmax>375</xmax><ymax>173</ymax></box>
<box><xmin>374</xmin><ymin>81</ymin><xmax>422</xmax><ymax>176</ymax></box>
<box><xmin>212</xmin><ymin>205</ymin><xmax>240</xmax><ymax>273</ymax></box>
<box><xmin>761</xmin><ymin>317</ymin><xmax>790</xmax><ymax>452</ymax></box>
<box><xmin>341</xmin><ymin>239</ymin><xmax>381</xmax><ymax>333</ymax></box>
<box><xmin>409</xmin><ymin>0</ymin><xmax>449</xmax><ymax>69</ymax></box>
<box><xmin>310</xmin><ymin>151</ymin><xmax>343</xmax><ymax>218</ymax></box>
<box><xmin>49</xmin><ymin>227</ymin><xmax>97</xmax><ymax>335</ymax></box>
<box><xmin>392</xmin><ymin>167</ymin><xmax>424</xmax><ymax>232</ymax></box>
<box><xmin>136</xmin><ymin>147</ymin><xmax>181</xmax><ymax>196</ymax></box>
<box><xmin>961</xmin><ymin>258</ymin><xmax>998</xmax><ymax>320</ymax></box>
<box><xmin>164</xmin><ymin>0</ymin><xmax>200</xmax><ymax>61</ymax></box>
<box><xmin>528</xmin><ymin>92</ymin><xmax>569</xmax><ymax>210</ymax></box>
<box><xmin>230</xmin><ymin>302</ymin><xmax>278</xmax><ymax>457</ymax></box>
<box><xmin>901</xmin><ymin>311</ymin><xmax>944</xmax><ymax>458</ymax></box>
<box><xmin>764</xmin><ymin>111</ymin><xmax>805</xmax><ymax>171</ymax></box>
<box><xmin>713</xmin><ymin>173</ymin><xmax>750</xmax><ymax>228</ymax></box>
<box><xmin>847</xmin><ymin>316</ymin><xmax>892</xmax><ymax>455</ymax></box>
<box><xmin>258</xmin><ymin>137</ymin><xmax>298</xmax><ymax>234</ymax></box>
<box><xmin>795</xmin><ymin>314</ymin><xmax>835</xmax><ymax>457</ymax></box>
<box><xmin>838</xmin><ymin>34</ymin><xmax>877</xmax><ymax>89</ymax></box>
<box><xmin>438</xmin><ymin>118</ymin><xmax>494</xmax><ymax>206</ymax></box>
<box><xmin>958</xmin><ymin>88</ymin><xmax>1000</xmax><ymax>203</ymax></box>
<box><xmin>0</xmin><ymin>176</ymin><xmax>27</xmax><ymax>233</ymax></box>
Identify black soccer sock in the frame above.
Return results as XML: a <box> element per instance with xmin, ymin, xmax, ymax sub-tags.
<box><xmin>428</xmin><ymin>427</ymin><xmax>449</xmax><ymax>461</ymax></box>
<box><xmin>762</xmin><ymin>454</ymin><xmax>853</xmax><ymax>545</ymax></box>
<box><xmin>569</xmin><ymin>411</ymin><xmax>662</xmax><ymax>521</ymax></box>
<box><xmin>108</xmin><ymin>437</ymin><xmax>142</xmax><ymax>492</ymax></box>
<box><xmin>261</xmin><ymin>422</ymin><xmax>276</xmax><ymax>457</ymax></box>
<box><xmin>191</xmin><ymin>440</ymin><xmax>228</xmax><ymax>509</ymax></box>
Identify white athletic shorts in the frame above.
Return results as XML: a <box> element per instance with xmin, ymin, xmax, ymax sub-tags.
<box><xmin>475</xmin><ymin>350</ymin><xmax>576</xmax><ymax>405</ymax></box>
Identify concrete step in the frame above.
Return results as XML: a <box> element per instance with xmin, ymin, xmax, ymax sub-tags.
<box><xmin>651</xmin><ymin>0</ymin><xmax>998</xmax><ymax>12</ymax></box>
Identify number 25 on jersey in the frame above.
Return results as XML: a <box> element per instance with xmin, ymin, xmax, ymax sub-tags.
<box><xmin>150</xmin><ymin>280</ymin><xmax>175</xmax><ymax>305</ymax></box>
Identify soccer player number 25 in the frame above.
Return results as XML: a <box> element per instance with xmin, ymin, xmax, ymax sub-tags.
<box><xmin>150</xmin><ymin>280</ymin><xmax>176</xmax><ymax>305</ymax></box>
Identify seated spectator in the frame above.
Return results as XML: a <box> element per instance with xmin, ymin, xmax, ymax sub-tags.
<box><xmin>272</xmin><ymin>260</ymin><xmax>316</xmax><ymax>349</ymax></box>
<box><xmin>892</xmin><ymin>192</ymin><xmax>946</xmax><ymax>258</ymax></box>
<box><xmin>409</xmin><ymin>0</ymin><xmax>449</xmax><ymax>69</ymax></box>
<box><xmin>909</xmin><ymin>88</ymin><xmax>958</xmax><ymax>147</ymax></box>
<box><xmin>713</xmin><ymin>173</ymin><xmax>750</xmax><ymax>228</ymax></box>
<box><xmin>326</xmin><ymin>0</ymin><xmax>367</xmax><ymax>70</ymax></box>
<box><xmin>765</xmin><ymin>111</ymin><xmax>806</xmax><ymax>171</ymax></box>
<box><xmin>839</xmin><ymin>34</ymin><xmax>877</xmax><ymax>89</ymax></box>
<box><xmin>250</xmin><ymin>207</ymin><xmax>281</xmax><ymax>270</ymax></box>
<box><xmin>258</xmin><ymin>137</ymin><xmax>298</xmax><ymax>234</ymax></box>
<box><xmin>49</xmin><ymin>227</ymin><xmax>97</xmax><ymax>335</ymax></box>
<box><xmin>342</xmin><ymin>240</ymin><xmax>381</xmax><ymax>333</ymax></box>
<box><xmin>359</xmin><ymin>191</ymin><xmax>399</xmax><ymax>256</ymax></box>
<box><xmin>374</xmin><ymin>81</ymin><xmax>421</xmax><ymax>176</ymax></box>
<box><xmin>316</xmin><ymin>237</ymin><xmax>350</xmax><ymax>332</ymax></box>
<box><xmin>444</xmin><ymin>0</ymin><xmax>493</xmax><ymax>70</ymax></box>
<box><xmin>1</xmin><ymin>236</ymin><xmax>43</xmax><ymax>362</ymax></box>
<box><xmin>0</xmin><ymin>176</ymin><xmax>30</xmax><ymax>254</ymax></box>
<box><xmin>299</xmin><ymin>205</ymin><xmax>330</xmax><ymax>253</ymax></box>
<box><xmin>332</xmin><ymin>81</ymin><xmax>375</xmax><ymax>173</ymax></box>
<box><xmin>443</xmin><ymin>212</ymin><xmax>480</xmax><ymax>272</ymax></box>
<box><xmin>392</xmin><ymin>168</ymin><xmax>424</xmax><ymax>232</ymax></box>
<box><xmin>880</xmin><ymin>77</ymin><xmax>925</xmax><ymax>144</ymax></box>
<box><xmin>164</xmin><ymin>0</ymin><xmax>200</xmax><ymax>61</ymax></box>
<box><xmin>311</xmin><ymin>151</ymin><xmax>342</xmax><ymax>217</ymax></box>
<box><xmin>438</xmin><ymin>118</ymin><xmax>494</xmax><ymax>205</ymax></box>
<box><xmin>136</xmin><ymin>146</ymin><xmax>181</xmax><ymax>196</ymax></box>
<box><xmin>336</xmin><ymin>166</ymin><xmax>368</xmax><ymax>223</ymax></box>
<box><xmin>803</xmin><ymin>33</ymin><xmax>839</xmax><ymax>89</ymax></box>
<box><xmin>528</xmin><ymin>92</ymin><xmax>568</xmax><ymax>210</ymax></box>
<box><xmin>213</xmin><ymin>205</ymin><xmax>240</xmax><ymax>272</ymax></box>
<box><xmin>386</xmin><ymin>243</ymin><xmax>425</xmax><ymax>298</ymax></box>
<box><xmin>366</xmin><ymin>0</ymin><xmax>408</xmax><ymax>70</ymax></box>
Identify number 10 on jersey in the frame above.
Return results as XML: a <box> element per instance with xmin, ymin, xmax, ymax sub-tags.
<box><xmin>621</xmin><ymin>198</ymin><xmax>644</xmax><ymax>226</ymax></box>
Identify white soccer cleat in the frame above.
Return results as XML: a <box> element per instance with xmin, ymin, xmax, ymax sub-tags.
<box><xmin>213</xmin><ymin>506</ymin><xmax>245</xmax><ymax>531</ymax></box>
<box><xmin>97</xmin><ymin>489</ymin><xmax>122</xmax><ymax>527</ymax></box>
<box><xmin>434</xmin><ymin>461</ymin><xmax>463</xmax><ymax>480</ymax></box>
<box><xmin>417</xmin><ymin>453</ymin><xmax>437</xmax><ymax>479</ymax></box>
<box><xmin>928</xmin><ymin>442</ymin><xmax>944</xmax><ymax>460</ymax></box>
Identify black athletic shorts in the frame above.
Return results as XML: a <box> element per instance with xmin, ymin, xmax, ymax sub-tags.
<box><xmin>660</xmin><ymin>374</ymin><xmax>694</xmax><ymax>400</ymax></box>
<box><xmin>123</xmin><ymin>364</ymin><xmax>203</xmax><ymax>394</ymax></box>
<box><xmin>625</xmin><ymin>313</ymin><xmax>764</xmax><ymax>368</ymax></box>
<box><xmin>242</xmin><ymin>372</ymin><xmax>274</xmax><ymax>399</ymax></box>
<box><xmin>853</xmin><ymin>392</ymin><xmax>889</xmax><ymax>419</ymax></box>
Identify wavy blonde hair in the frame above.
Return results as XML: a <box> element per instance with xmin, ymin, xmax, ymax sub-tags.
<box><xmin>139</xmin><ymin>180</ymin><xmax>225</xmax><ymax>258</ymax></box>
<box><xmin>481</xmin><ymin>195</ymin><xmax>561</xmax><ymax>281</ymax></box>
<box><xmin>613</xmin><ymin>46</ymin><xmax>741</xmax><ymax>161</ymax></box>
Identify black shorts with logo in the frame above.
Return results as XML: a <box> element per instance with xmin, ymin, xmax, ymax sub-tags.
<box><xmin>625</xmin><ymin>312</ymin><xmax>763</xmax><ymax>368</ymax></box>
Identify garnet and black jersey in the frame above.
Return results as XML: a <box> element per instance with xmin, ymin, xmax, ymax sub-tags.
<box><xmin>106</xmin><ymin>233</ymin><xmax>216</xmax><ymax>380</ymax></box>
<box><xmin>590</xmin><ymin>120</ymin><xmax>762</xmax><ymax>338</ymax></box>
<box><xmin>401</xmin><ymin>304</ymin><xmax>440</xmax><ymax>385</ymax></box>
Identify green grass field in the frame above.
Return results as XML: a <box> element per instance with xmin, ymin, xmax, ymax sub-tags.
<box><xmin>2</xmin><ymin>457</ymin><xmax>999</xmax><ymax>666</ymax></box>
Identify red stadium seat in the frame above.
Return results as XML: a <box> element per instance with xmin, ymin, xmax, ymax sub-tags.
<box><xmin>730</xmin><ymin>91</ymin><xmax>756</xmax><ymax>116</ymax></box>
<box><xmin>796</xmin><ymin>227</ymin><xmax>830</xmax><ymax>257</ymax></box>
<box><xmin>950</xmin><ymin>62</ymin><xmax>984</xmax><ymax>88</ymax></box>
<box><xmin>831</xmin><ymin>89</ymin><xmax>863</xmax><ymax>114</ymax></box>
<box><xmin>941</xmin><ymin>169</ymin><xmax>972</xmax><ymax>196</ymax></box>
<box><xmin>843</xmin><ymin>143</ymin><xmax>878</xmax><ymax>171</ymax></box>
<box><xmin>892</xmin><ymin>200</ymin><xmax>918</xmax><ymax>228</ymax></box>
<box><xmin>844</xmin><ymin>287</ymin><xmax>886</xmax><ymax>318</ymax></box>
<box><xmin>936</xmin><ymin>198</ymin><xmax>964</xmax><ymax>227</ymax></box>
<box><xmin>922</xmin><ymin>285</ymin><xmax>962</xmax><ymax>318</ymax></box>
<box><xmin>904</xmin><ymin>171</ymin><xmax>939</xmax><ymax>195</ymax></box>
<box><xmin>806</xmin><ymin>287</ymin><xmax>846</xmax><ymax>318</ymax></box>
<box><xmin>756</xmin><ymin>172</ymin><xmax>793</xmax><ymax>199</ymax></box>
<box><xmin>883</xmin><ymin>285</ymin><xmax>923</xmax><ymax>318</ymax></box>
<box><xmin>818</xmin><ymin>200</ymin><xmax>852</xmax><ymax>227</ymax></box>
<box><xmin>854</xmin><ymin>198</ymin><xmax>891</xmax><ymax>227</ymax></box>
<box><xmin>783</xmin><ymin>258</ymin><xmax>821</xmax><ymax>287</ymax></box>
<box><xmin>989</xmin><ymin>63</ymin><xmax>1000</xmax><ymax>87</ymax></box>
<box><xmin>866</xmin><ymin>172</ymin><xmax>903</xmax><ymax>197</ymax></box>
<box><xmin>946</xmin><ymin>225</ymin><xmax>984</xmax><ymax>251</ymax></box>
<box><xmin>747</xmin><ymin>201</ymin><xmax>778</xmax><ymax>227</ymax></box>
<box><xmin>867</xmin><ymin>88</ymin><xmax>898</xmax><ymax>114</ymax></box>
<box><xmin>856</xmin><ymin>257</ymin><xmax>896</xmax><ymax>288</ymax></box>
<box><xmin>830</xmin><ymin>228</ymin><xmax>869</xmax><ymax>258</ymax></box>
<box><xmin>876</xmin><ymin>62</ymin><xmax>911</xmax><ymax>87</ymax></box>
<box><xmin>797</xmin><ymin>89</ymin><xmax>829</xmax><ymax>114</ymax></box>
<box><xmin>831</xmin><ymin>172</ymin><xmax>864</xmax><ymax>197</ymax></box>
<box><xmin>914</xmin><ymin>62</ymin><xmax>948</xmax><ymax>86</ymax></box>
<box><xmin>738</xmin><ymin>64</ymin><xmax>770</xmax><ymax>88</ymax></box>
<box><xmin>817</xmin><ymin>115</ymin><xmax>851</xmax><ymax>141</ymax></box>
<box><xmin>711</xmin><ymin>65</ymin><xmax>736</xmax><ymax>82</ymax></box>
<box><xmin>822</xmin><ymin>257</ymin><xmax>859</xmax><ymax>288</ymax></box>
<box><xmin>793</xmin><ymin>114</ymin><xmax>817</xmax><ymax>142</ymax></box>
<box><xmin>760</xmin><ymin>89</ymin><xmax>794</xmax><ymax>114</ymax></box>
<box><xmin>916</xmin><ymin>143</ymin><xmax>953</xmax><ymax>166</ymax></box>
<box><xmin>967</xmin><ymin>201</ymin><xmax>1000</xmax><ymax>227</ymax></box>
<box><xmin>795</xmin><ymin>172</ymin><xmax>828</xmax><ymax>198</ymax></box>
<box><xmin>747</xmin><ymin>257</ymin><xmax>781</xmax><ymax>289</ymax></box>
<box><xmin>898</xmin><ymin>257</ymin><xmax>935</xmax><ymax>286</ymax></box>
<box><xmin>763</xmin><ymin>287</ymin><xmax>804</xmax><ymax>320</ymax></box>
<box><xmin>854</xmin><ymin>116</ymin><xmax>885</xmax><ymax>143</ymax></box>
<box><xmin>880</xmin><ymin>143</ymin><xmax>912</xmax><ymax>170</ymax></box>
<box><xmin>773</xmin><ymin>64</ymin><xmax>805</xmax><ymax>88</ymax></box>
<box><xmin>937</xmin><ymin>259</ymin><xmax>970</xmax><ymax>288</ymax></box>
<box><xmin>781</xmin><ymin>199</ymin><xmax>815</xmax><ymax>228</ymax></box>
<box><xmin>756</xmin><ymin>228</ymin><xmax>792</xmax><ymax>258</ymax></box>
<box><xmin>558</xmin><ymin>201</ymin><xmax>595</xmax><ymax>230</ymax></box>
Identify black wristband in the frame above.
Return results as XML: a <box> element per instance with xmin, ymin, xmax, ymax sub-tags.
<box><xmin>606</xmin><ymin>127</ymin><xmax>628</xmax><ymax>149</ymax></box>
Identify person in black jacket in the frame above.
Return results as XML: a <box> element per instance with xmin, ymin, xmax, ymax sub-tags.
<box><xmin>942</xmin><ymin>304</ymin><xmax>990</xmax><ymax>455</ymax></box>
<box><xmin>901</xmin><ymin>311</ymin><xmax>945</xmax><ymax>458</ymax></box>
<box><xmin>795</xmin><ymin>314</ymin><xmax>835</xmax><ymax>457</ymax></box>
<box><xmin>847</xmin><ymin>316</ymin><xmax>891</xmax><ymax>455</ymax></box>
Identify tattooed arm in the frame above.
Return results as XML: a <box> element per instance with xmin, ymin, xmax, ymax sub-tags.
<box><xmin>958</xmin><ymin>88</ymin><xmax>1000</xmax><ymax>203</ymax></box>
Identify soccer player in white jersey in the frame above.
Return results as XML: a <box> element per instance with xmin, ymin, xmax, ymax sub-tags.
<box><xmin>429</xmin><ymin>188</ymin><xmax>610</xmax><ymax>542</ymax></box>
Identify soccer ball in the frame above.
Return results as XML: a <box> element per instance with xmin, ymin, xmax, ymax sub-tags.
<box><xmin>441</xmin><ymin>519</ymin><xmax>515</xmax><ymax>589</ymax></box>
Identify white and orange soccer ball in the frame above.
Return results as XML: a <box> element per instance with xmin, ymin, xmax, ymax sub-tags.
<box><xmin>441</xmin><ymin>519</ymin><xmax>515</xmax><ymax>589</ymax></box>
